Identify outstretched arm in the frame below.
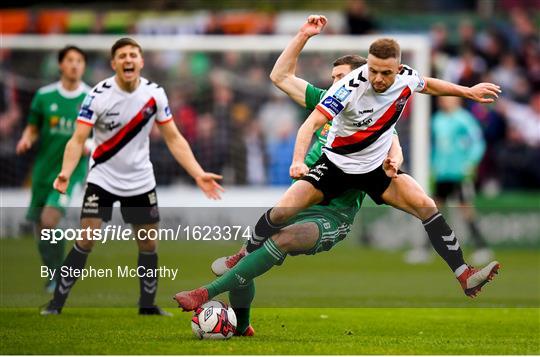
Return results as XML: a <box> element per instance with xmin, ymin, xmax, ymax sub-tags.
<box><xmin>54</xmin><ymin>122</ymin><xmax>92</xmax><ymax>193</ymax></box>
<box><xmin>269</xmin><ymin>14</ymin><xmax>327</xmax><ymax>107</ymax></box>
<box><xmin>421</xmin><ymin>77</ymin><xmax>501</xmax><ymax>103</ymax></box>
<box><xmin>290</xmin><ymin>109</ymin><xmax>329</xmax><ymax>179</ymax></box>
<box><xmin>158</xmin><ymin>120</ymin><xmax>224</xmax><ymax>200</ymax></box>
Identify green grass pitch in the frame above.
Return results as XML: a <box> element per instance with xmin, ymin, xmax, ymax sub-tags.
<box><xmin>1</xmin><ymin>238</ymin><xmax>539</xmax><ymax>354</ymax></box>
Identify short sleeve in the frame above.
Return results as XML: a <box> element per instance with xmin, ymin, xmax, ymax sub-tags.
<box><xmin>315</xmin><ymin>68</ymin><xmax>364</xmax><ymax>120</ymax></box>
<box><xmin>155</xmin><ymin>88</ymin><xmax>173</xmax><ymax>125</ymax></box>
<box><xmin>77</xmin><ymin>93</ymin><xmax>100</xmax><ymax>126</ymax></box>
<box><xmin>305</xmin><ymin>83</ymin><xmax>326</xmax><ymax>111</ymax></box>
<box><xmin>400</xmin><ymin>65</ymin><xmax>426</xmax><ymax>93</ymax></box>
<box><xmin>27</xmin><ymin>92</ymin><xmax>43</xmax><ymax>127</ymax></box>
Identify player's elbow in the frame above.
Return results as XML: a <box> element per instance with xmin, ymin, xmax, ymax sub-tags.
<box><xmin>269</xmin><ymin>71</ymin><xmax>284</xmax><ymax>86</ymax></box>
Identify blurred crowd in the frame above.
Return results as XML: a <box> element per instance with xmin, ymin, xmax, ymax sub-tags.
<box><xmin>1</xmin><ymin>1</ymin><xmax>538</xmax><ymax>191</ymax></box>
<box><xmin>429</xmin><ymin>7</ymin><xmax>539</xmax><ymax>191</ymax></box>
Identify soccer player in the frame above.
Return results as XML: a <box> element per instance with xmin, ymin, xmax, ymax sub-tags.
<box><xmin>174</xmin><ymin>37</ymin><xmax>502</xmax><ymax>314</ymax></box>
<box><xmin>16</xmin><ymin>46</ymin><xmax>90</xmax><ymax>293</ymax></box>
<box><xmin>179</xmin><ymin>16</ymin><xmax>401</xmax><ymax>335</ymax></box>
<box><xmin>40</xmin><ymin>38</ymin><xmax>224</xmax><ymax>316</ymax></box>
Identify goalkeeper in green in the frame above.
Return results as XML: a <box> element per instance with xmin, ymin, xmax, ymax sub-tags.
<box><xmin>16</xmin><ymin>46</ymin><xmax>90</xmax><ymax>293</ymax></box>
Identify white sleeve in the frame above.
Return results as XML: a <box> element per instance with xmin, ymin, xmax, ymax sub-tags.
<box><xmin>77</xmin><ymin>91</ymin><xmax>101</xmax><ymax>126</ymax></box>
<box><xmin>155</xmin><ymin>88</ymin><xmax>173</xmax><ymax>125</ymax></box>
<box><xmin>400</xmin><ymin>64</ymin><xmax>426</xmax><ymax>93</ymax></box>
<box><xmin>316</xmin><ymin>67</ymin><xmax>367</xmax><ymax>120</ymax></box>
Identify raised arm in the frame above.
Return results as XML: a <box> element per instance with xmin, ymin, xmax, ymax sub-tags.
<box><xmin>53</xmin><ymin>122</ymin><xmax>92</xmax><ymax>193</ymax></box>
<box><xmin>421</xmin><ymin>77</ymin><xmax>501</xmax><ymax>103</ymax></box>
<box><xmin>158</xmin><ymin>120</ymin><xmax>223</xmax><ymax>200</ymax></box>
<box><xmin>290</xmin><ymin>109</ymin><xmax>329</xmax><ymax>179</ymax></box>
<box><xmin>269</xmin><ymin>15</ymin><xmax>327</xmax><ymax>107</ymax></box>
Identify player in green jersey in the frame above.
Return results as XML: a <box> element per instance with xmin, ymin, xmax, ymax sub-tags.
<box><xmin>16</xmin><ymin>45</ymin><xmax>90</xmax><ymax>293</ymax></box>
<box><xmin>174</xmin><ymin>15</ymin><xmax>404</xmax><ymax>335</ymax></box>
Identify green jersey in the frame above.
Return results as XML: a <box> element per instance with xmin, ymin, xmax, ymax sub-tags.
<box><xmin>302</xmin><ymin>83</ymin><xmax>365</xmax><ymax>224</ymax></box>
<box><xmin>28</xmin><ymin>82</ymin><xmax>90</xmax><ymax>187</ymax></box>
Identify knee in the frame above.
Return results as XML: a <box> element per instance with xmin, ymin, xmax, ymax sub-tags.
<box><xmin>269</xmin><ymin>207</ymin><xmax>291</xmax><ymax>225</ymax></box>
<box><xmin>272</xmin><ymin>233</ymin><xmax>296</xmax><ymax>253</ymax></box>
<box><xmin>416</xmin><ymin>195</ymin><xmax>438</xmax><ymax>220</ymax></box>
<box><xmin>137</xmin><ymin>239</ymin><xmax>156</xmax><ymax>252</ymax></box>
<box><xmin>77</xmin><ymin>239</ymin><xmax>94</xmax><ymax>251</ymax></box>
<box><xmin>40</xmin><ymin>212</ymin><xmax>60</xmax><ymax>230</ymax></box>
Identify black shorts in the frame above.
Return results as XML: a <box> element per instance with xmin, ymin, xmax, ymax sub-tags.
<box><xmin>301</xmin><ymin>153</ymin><xmax>402</xmax><ymax>205</ymax></box>
<box><xmin>80</xmin><ymin>183</ymin><xmax>160</xmax><ymax>224</ymax></box>
<box><xmin>434</xmin><ymin>181</ymin><xmax>472</xmax><ymax>203</ymax></box>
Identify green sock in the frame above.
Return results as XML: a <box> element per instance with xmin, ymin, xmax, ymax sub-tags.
<box><xmin>229</xmin><ymin>281</ymin><xmax>255</xmax><ymax>334</ymax></box>
<box><xmin>38</xmin><ymin>236</ymin><xmax>66</xmax><ymax>272</ymax></box>
<box><xmin>205</xmin><ymin>239</ymin><xmax>285</xmax><ymax>298</ymax></box>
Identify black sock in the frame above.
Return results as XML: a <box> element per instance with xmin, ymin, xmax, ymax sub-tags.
<box><xmin>247</xmin><ymin>209</ymin><xmax>286</xmax><ymax>253</ymax></box>
<box><xmin>52</xmin><ymin>243</ymin><xmax>90</xmax><ymax>308</ymax></box>
<box><xmin>138</xmin><ymin>251</ymin><xmax>158</xmax><ymax>308</ymax></box>
<box><xmin>467</xmin><ymin>221</ymin><xmax>488</xmax><ymax>248</ymax></box>
<box><xmin>422</xmin><ymin>213</ymin><xmax>466</xmax><ymax>272</ymax></box>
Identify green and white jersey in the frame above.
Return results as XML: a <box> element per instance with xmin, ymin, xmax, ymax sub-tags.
<box><xmin>28</xmin><ymin>81</ymin><xmax>90</xmax><ymax>187</ymax></box>
<box><xmin>302</xmin><ymin>83</ymin><xmax>364</xmax><ymax>224</ymax></box>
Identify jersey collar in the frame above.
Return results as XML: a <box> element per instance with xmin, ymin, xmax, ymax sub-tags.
<box><xmin>56</xmin><ymin>81</ymin><xmax>87</xmax><ymax>99</ymax></box>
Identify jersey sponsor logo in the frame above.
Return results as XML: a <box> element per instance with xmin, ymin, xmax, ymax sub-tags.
<box><xmin>105</xmin><ymin>111</ymin><xmax>120</xmax><ymax>117</ymax></box>
<box><xmin>82</xmin><ymin>95</ymin><xmax>95</xmax><ymax>108</ymax></box>
<box><xmin>320</xmin><ymin>123</ymin><xmax>331</xmax><ymax>138</ymax></box>
<box><xmin>333</xmin><ymin>86</ymin><xmax>351</xmax><ymax>102</ymax></box>
<box><xmin>103</xmin><ymin>121</ymin><xmax>121</xmax><ymax>131</ymax></box>
<box><xmin>354</xmin><ymin>117</ymin><xmax>374</xmax><ymax>128</ymax></box>
<box><xmin>79</xmin><ymin>107</ymin><xmax>94</xmax><ymax>120</ymax></box>
<box><xmin>321</xmin><ymin>97</ymin><xmax>344</xmax><ymax>116</ymax></box>
<box><xmin>80</xmin><ymin>95</ymin><xmax>95</xmax><ymax>120</ymax></box>
<box><xmin>358</xmin><ymin>108</ymin><xmax>374</xmax><ymax>114</ymax></box>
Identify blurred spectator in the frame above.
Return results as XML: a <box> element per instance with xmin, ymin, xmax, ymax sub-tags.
<box><xmin>491</xmin><ymin>54</ymin><xmax>523</xmax><ymax>96</ymax></box>
<box><xmin>495</xmin><ymin>93</ymin><xmax>540</xmax><ymax>189</ymax></box>
<box><xmin>0</xmin><ymin>73</ymin><xmax>23</xmax><ymax>186</ymax></box>
<box><xmin>192</xmin><ymin>113</ymin><xmax>227</xmax><ymax>175</ymax></box>
<box><xmin>443</xmin><ymin>48</ymin><xmax>486</xmax><ymax>87</ymax></box>
<box><xmin>266</xmin><ymin>120</ymin><xmax>296</xmax><ymax>186</ymax></box>
<box><xmin>430</xmin><ymin>23</ymin><xmax>457</xmax><ymax>57</ymax></box>
<box><xmin>258</xmin><ymin>89</ymin><xmax>299</xmax><ymax>143</ymax></box>
<box><xmin>245</xmin><ymin>119</ymin><xmax>267</xmax><ymax>186</ymax></box>
<box><xmin>345</xmin><ymin>0</ymin><xmax>377</xmax><ymax>35</ymax></box>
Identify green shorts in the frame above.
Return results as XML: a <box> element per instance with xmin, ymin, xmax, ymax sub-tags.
<box><xmin>26</xmin><ymin>181</ymin><xmax>80</xmax><ymax>222</ymax></box>
<box><xmin>287</xmin><ymin>206</ymin><xmax>352</xmax><ymax>256</ymax></box>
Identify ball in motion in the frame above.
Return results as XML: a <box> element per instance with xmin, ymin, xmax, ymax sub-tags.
<box><xmin>191</xmin><ymin>301</ymin><xmax>237</xmax><ymax>339</ymax></box>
